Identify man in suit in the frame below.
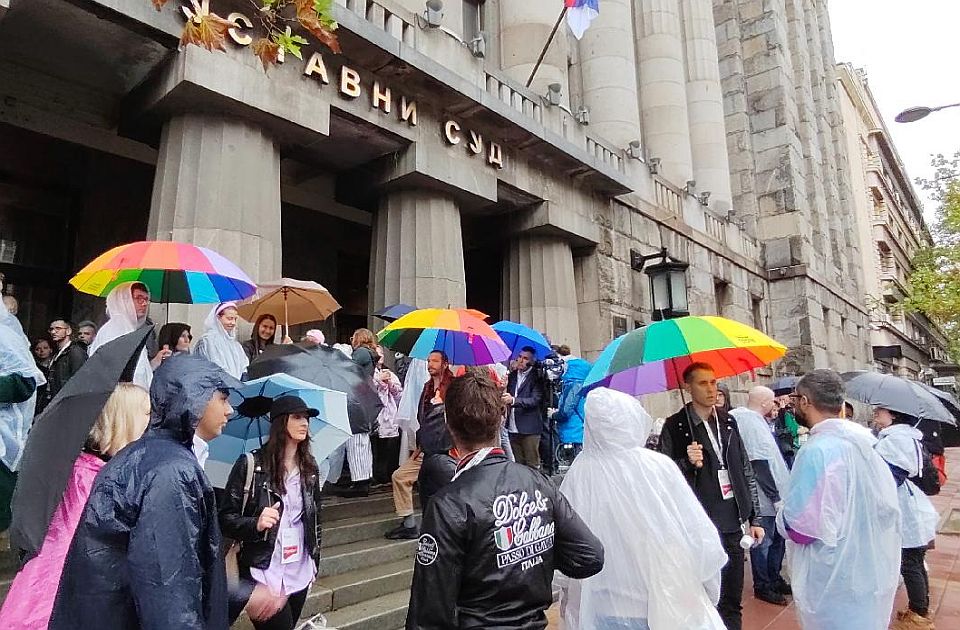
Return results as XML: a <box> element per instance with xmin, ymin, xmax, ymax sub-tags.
<box><xmin>503</xmin><ymin>347</ymin><xmax>546</xmax><ymax>469</ymax></box>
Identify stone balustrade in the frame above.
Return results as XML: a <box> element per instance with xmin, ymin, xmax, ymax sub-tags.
<box><xmin>654</xmin><ymin>178</ymin><xmax>683</xmax><ymax>217</ymax></box>
<box><xmin>704</xmin><ymin>209</ymin><xmax>726</xmax><ymax>242</ymax></box>
<box><xmin>338</xmin><ymin>0</ymin><xmax>416</xmax><ymax>45</ymax></box>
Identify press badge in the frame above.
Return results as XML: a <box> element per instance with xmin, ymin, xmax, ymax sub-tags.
<box><xmin>717</xmin><ymin>469</ymin><xmax>734</xmax><ymax>500</ymax></box>
<box><xmin>281</xmin><ymin>528</ymin><xmax>302</xmax><ymax>564</ymax></box>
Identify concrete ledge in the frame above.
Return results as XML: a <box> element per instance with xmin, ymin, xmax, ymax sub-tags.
<box><xmin>509</xmin><ymin>202</ymin><xmax>601</xmax><ymax>247</ymax></box>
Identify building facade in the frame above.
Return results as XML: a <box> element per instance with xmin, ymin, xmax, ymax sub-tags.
<box><xmin>837</xmin><ymin>63</ymin><xmax>953</xmax><ymax>380</ymax></box>
<box><xmin>0</xmin><ymin>0</ymin><xmax>868</xmax><ymax>398</ymax></box>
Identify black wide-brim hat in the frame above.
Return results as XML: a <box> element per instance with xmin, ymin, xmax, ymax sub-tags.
<box><xmin>270</xmin><ymin>395</ymin><xmax>320</xmax><ymax>420</ymax></box>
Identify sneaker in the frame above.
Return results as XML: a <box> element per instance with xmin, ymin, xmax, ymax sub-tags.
<box><xmin>754</xmin><ymin>590</ymin><xmax>788</xmax><ymax>606</ymax></box>
<box><xmin>384</xmin><ymin>525</ymin><xmax>418</xmax><ymax>540</ymax></box>
<box><xmin>891</xmin><ymin>609</ymin><xmax>935</xmax><ymax>630</ymax></box>
<box><xmin>774</xmin><ymin>581</ymin><xmax>793</xmax><ymax>596</ymax></box>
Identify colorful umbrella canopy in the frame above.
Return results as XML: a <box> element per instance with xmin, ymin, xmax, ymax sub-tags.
<box><xmin>237</xmin><ymin>278</ymin><xmax>341</xmax><ymax>329</ymax></box>
<box><xmin>584</xmin><ymin>316</ymin><xmax>787</xmax><ymax>396</ymax></box>
<box><xmin>491</xmin><ymin>320</ymin><xmax>552</xmax><ymax>360</ymax></box>
<box><xmin>205</xmin><ymin>373</ymin><xmax>351</xmax><ymax>488</ymax></box>
<box><xmin>70</xmin><ymin>240</ymin><xmax>256</xmax><ymax>304</ymax></box>
<box><xmin>377</xmin><ymin>308</ymin><xmax>510</xmax><ymax>366</ymax></box>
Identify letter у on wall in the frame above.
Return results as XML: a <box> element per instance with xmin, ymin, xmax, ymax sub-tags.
<box><xmin>180</xmin><ymin>2</ymin><xmax>504</xmax><ymax>168</ymax></box>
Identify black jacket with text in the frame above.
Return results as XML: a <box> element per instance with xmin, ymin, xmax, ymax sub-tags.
<box><xmin>406</xmin><ymin>453</ymin><xmax>604</xmax><ymax>630</ymax></box>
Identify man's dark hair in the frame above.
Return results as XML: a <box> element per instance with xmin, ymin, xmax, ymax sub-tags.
<box><xmin>428</xmin><ymin>350</ymin><xmax>449</xmax><ymax>364</ymax></box>
<box><xmin>51</xmin><ymin>318</ymin><xmax>73</xmax><ymax>331</ymax></box>
<box><xmin>445</xmin><ymin>371</ymin><xmax>503</xmax><ymax>450</ymax></box>
<box><xmin>520</xmin><ymin>346</ymin><xmax>536</xmax><ymax>356</ymax></box>
<box><xmin>558</xmin><ymin>344</ymin><xmax>571</xmax><ymax>356</ymax></box>
<box><xmin>796</xmin><ymin>369</ymin><xmax>845</xmax><ymax>415</ymax></box>
<box><xmin>682</xmin><ymin>361</ymin><xmax>715</xmax><ymax>384</ymax></box>
<box><xmin>77</xmin><ymin>320</ymin><xmax>97</xmax><ymax>331</ymax></box>
<box><xmin>131</xmin><ymin>282</ymin><xmax>149</xmax><ymax>294</ymax></box>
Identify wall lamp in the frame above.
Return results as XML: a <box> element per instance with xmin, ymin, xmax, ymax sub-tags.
<box><xmin>630</xmin><ymin>247</ymin><xmax>690</xmax><ymax>321</ymax></box>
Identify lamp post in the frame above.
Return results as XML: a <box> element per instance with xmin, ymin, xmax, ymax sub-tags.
<box><xmin>631</xmin><ymin>248</ymin><xmax>690</xmax><ymax>321</ymax></box>
<box><xmin>895</xmin><ymin>103</ymin><xmax>960</xmax><ymax>123</ymax></box>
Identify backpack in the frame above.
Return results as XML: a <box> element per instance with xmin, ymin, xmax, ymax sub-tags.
<box><xmin>910</xmin><ymin>443</ymin><xmax>941</xmax><ymax>496</ymax></box>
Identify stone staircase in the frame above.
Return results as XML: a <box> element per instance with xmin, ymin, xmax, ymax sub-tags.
<box><xmin>0</xmin><ymin>487</ymin><xmax>418</xmax><ymax>630</ymax></box>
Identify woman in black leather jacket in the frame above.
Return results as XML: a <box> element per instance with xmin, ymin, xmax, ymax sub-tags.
<box><xmin>220</xmin><ymin>395</ymin><xmax>323</xmax><ymax>630</ymax></box>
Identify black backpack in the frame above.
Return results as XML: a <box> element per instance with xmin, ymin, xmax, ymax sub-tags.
<box><xmin>910</xmin><ymin>443</ymin><xmax>941</xmax><ymax>496</ymax></box>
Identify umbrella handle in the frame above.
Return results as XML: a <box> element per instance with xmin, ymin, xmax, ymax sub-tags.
<box><xmin>283</xmin><ymin>288</ymin><xmax>290</xmax><ymax>338</ymax></box>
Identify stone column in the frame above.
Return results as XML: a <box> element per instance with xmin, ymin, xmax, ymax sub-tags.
<box><xmin>577</xmin><ymin>0</ymin><xmax>642</xmax><ymax>149</ymax></box>
<box><xmin>369</xmin><ymin>189</ymin><xmax>466</xmax><ymax>313</ymax></box>
<box><xmin>148</xmin><ymin>114</ymin><xmax>282</xmax><ymax>328</ymax></box>
<box><xmin>681</xmin><ymin>0</ymin><xmax>733</xmax><ymax>212</ymax></box>
<box><xmin>499</xmin><ymin>2</ymin><xmax>570</xmax><ymax>104</ymax></box>
<box><xmin>636</xmin><ymin>0</ymin><xmax>693</xmax><ymax>185</ymax></box>
<box><xmin>502</xmin><ymin>235</ymin><xmax>581</xmax><ymax>355</ymax></box>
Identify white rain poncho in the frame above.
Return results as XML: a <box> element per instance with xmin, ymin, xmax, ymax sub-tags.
<box><xmin>87</xmin><ymin>282</ymin><xmax>152</xmax><ymax>390</ymax></box>
<box><xmin>874</xmin><ymin>423</ymin><xmax>939</xmax><ymax>549</ymax></box>
<box><xmin>729</xmin><ymin>407</ymin><xmax>790</xmax><ymax>496</ymax></box>
<box><xmin>559</xmin><ymin>388</ymin><xmax>727</xmax><ymax>630</ymax></box>
<box><xmin>776</xmin><ymin>418</ymin><xmax>901</xmax><ymax>629</ymax></box>
<box><xmin>193</xmin><ymin>302</ymin><xmax>249</xmax><ymax>380</ymax></box>
<box><xmin>0</xmin><ymin>309</ymin><xmax>46</xmax><ymax>470</ymax></box>
<box><xmin>397</xmin><ymin>358</ymin><xmax>428</xmax><ymax>465</ymax></box>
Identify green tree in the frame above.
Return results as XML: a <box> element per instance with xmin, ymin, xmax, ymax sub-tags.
<box><xmin>905</xmin><ymin>151</ymin><xmax>960</xmax><ymax>360</ymax></box>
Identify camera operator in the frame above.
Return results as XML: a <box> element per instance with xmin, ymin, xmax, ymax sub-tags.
<box><xmin>502</xmin><ymin>347</ymin><xmax>548</xmax><ymax>471</ymax></box>
<box><xmin>539</xmin><ymin>351</ymin><xmax>565</xmax><ymax>474</ymax></box>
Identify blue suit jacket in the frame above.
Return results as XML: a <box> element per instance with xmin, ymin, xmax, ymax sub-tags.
<box><xmin>506</xmin><ymin>368</ymin><xmax>546</xmax><ymax>435</ymax></box>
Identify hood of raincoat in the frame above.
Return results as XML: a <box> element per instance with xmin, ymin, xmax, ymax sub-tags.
<box><xmin>730</xmin><ymin>406</ymin><xmax>790</xmax><ymax>495</ymax></box>
<box><xmin>194</xmin><ymin>302</ymin><xmax>249</xmax><ymax>379</ymax></box>
<box><xmin>148</xmin><ymin>353</ymin><xmax>241</xmax><ymax>445</ymax></box>
<box><xmin>88</xmin><ymin>282</ymin><xmax>152</xmax><ymax>389</ymax></box>
<box><xmin>560</xmin><ymin>388</ymin><xmax>727</xmax><ymax>629</ymax></box>
<box><xmin>562</xmin><ymin>358</ymin><xmax>592</xmax><ymax>382</ymax></box>
<box><xmin>0</xmin><ymin>308</ymin><xmax>46</xmax><ymax>470</ymax></box>
<box><xmin>875</xmin><ymin>423</ymin><xmax>939</xmax><ymax>549</ymax></box>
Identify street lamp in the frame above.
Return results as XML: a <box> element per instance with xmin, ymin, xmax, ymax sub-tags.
<box><xmin>631</xmin><ymin>247</ymin><xmax>690</xmax><ymax>321</ymax></box>
<box><xmin>895</xmin><ymin>103</ymin><xmax>960</xmax><ymax>123</ymax></box>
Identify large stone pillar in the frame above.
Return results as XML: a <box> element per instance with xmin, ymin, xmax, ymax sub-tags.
<box><xmin>681</xmin><ymin>0</ymin><xmax>733</xmax><ymax>212</ymax></box>
<box><xmin>369</xmin><ymin>189</ymin><xmax>466</xmax><ymax>313</ymax></box>
<box><xmin>636</xmin><ymin>0</ymin><xmax>693</xmax><ymax>185</ymax></box>
<box><xmin>148</xmin><ymin>114</ymin><xmax>282</xmax><ymax>327</ymax></box>
<box><xmin>502</xmin><ymin>236</ymin><xmax>581</xmax><ymax>355</ymax></box>
<box><xmin>500</xmin><ymin>2</ymin><xmax>570</xmax><ymax>103</ymax></box>
<box><xmin>578</xmin><ymin>0</ymin><xmax>642</xmax><ymax>149</ymax></box>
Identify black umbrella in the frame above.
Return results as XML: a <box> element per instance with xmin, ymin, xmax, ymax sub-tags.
<box><xmin>917</xmin><ymin>382</ymin><xmax>960</xmax><ymax>448</ymax></box>
<box><xmin>10</xmin><ymin>325</ymin><xmax>153</xmax><ymax>561</ymax></box>
<box><xmin>246</xmin><ymin>344</ymin><xmax>382</xmax><ymax>434</ymax></box>
<box><xmin>769</xmin><ymin>375</ymin><xmax>800</xmax><ymax>396</ymax></box>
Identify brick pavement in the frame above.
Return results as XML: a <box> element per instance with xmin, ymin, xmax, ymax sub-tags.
<box><xmin>547</xmin><ymin>447</ymin><xmax>960</xmax><ymax>629</ymax></box>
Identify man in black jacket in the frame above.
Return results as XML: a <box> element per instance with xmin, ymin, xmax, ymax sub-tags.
<box><xmin>659</xmin><ymin>362</ymin><xmax>763</xmax><ymax>630</ymax></box>
<box><xmin>39</xmin><ymin>318</ymin><xmax>87</xmax><ymax>414</ymax></box>
<box><xmin>407</xmin><ymin>370</ymin><xmax>604</xmax><ymax>630</ymax></box>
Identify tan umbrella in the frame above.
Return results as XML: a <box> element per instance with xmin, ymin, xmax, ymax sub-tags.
<box><xmin>237</xmin><ymin>278</ymin><xmax>341</xmax><ymax>337</ymax></box>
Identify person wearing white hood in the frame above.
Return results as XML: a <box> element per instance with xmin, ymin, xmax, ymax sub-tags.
<box><xmin>730</xmin><ymin>386</ymin><xmax>792</xmax><ymax>606</ymax></box>
<box><xmin>559</xmin><ymin>388</ymin><xmax>728</xmax><ymax>630</ymax></box>
<box><xmin>194</xmin><ymin>302</ymin><xmax>249</xmax><ymax>380</ymax></box>
<box><xmin>88</xmin><ymin>282</ymin><xmax>160</xmax><ymax>390</ymax></box>
<box><xmin>872</xmin><ymin>407</ymin><xmax>940</xmax><ymax>630</ymax></box>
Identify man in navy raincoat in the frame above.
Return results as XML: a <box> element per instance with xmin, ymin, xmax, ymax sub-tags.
<box><xmin>49</xmin><ymin>354</ymin><xmax>239</xmax><ymax>629</ymax></box>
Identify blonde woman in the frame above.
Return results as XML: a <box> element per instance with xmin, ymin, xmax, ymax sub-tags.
<box><xmin>0</xmin><ymin>383</ymin><xmax>151</xmax><ymax>630</ymax></box>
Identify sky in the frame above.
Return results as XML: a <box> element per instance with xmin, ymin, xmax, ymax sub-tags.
<box><xmin>829</xmin><ymin>1</ymin><xmax>960</xmax><ymax>224</ymax></box>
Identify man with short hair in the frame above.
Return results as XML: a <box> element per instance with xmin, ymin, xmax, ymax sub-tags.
<box><xmin>40</xmin><ymin>319</ymin><xmax>87</xmax><ymax>414</ymax></box>
<box><xmin>503</xmin><ymin>347</ymin><xmax>546</xmax><ymax>469</ymax></box>
<box><xmin>385</xmin><ymin>350</ymin><xmax>453</xmax><ymax>540</ymax></box>
<box><xmin>659</xmin><ymin>362</ymin><xmax>763</xmax><ymax>630</ymax></box>
<box><xmin>730</xmin><ymin>386</ymin><xmax>791</xmax><ymax>605</ymax></box>
<box><xmin>776</xmin><ymin>370</ymin><xmax>900</xmax><ymax>628</ymax></box>
<box><xmin>76</xmin><ymin>321</ymin><xmax>97</xmax><ymax>347</ymax></box>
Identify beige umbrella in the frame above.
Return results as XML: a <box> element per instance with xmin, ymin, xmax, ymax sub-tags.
<box><xmin>237</xmin><ymin>278</ymin><xmax>341</xmax><ymax>338</ymax></box>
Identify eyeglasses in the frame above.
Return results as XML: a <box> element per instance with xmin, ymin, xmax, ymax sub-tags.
<box><xmin>132</xmin><ymin>295</ymin><xmax>150</xmax><ymax>304</ymax></box>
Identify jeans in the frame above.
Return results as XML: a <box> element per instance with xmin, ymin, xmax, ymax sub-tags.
<box><xmin>902</xmin><ymin>546</ymin><xmax>930</xmax><ymax>617</ymax></box>
<box><xmin>750</xmin><ymin>515</ymin><xmax>786</xmax><ymax>593</ymax></box>
<box><xmin>719</xmin><ymin>531</ymin><xmax>745</xmax><ymax>630</ymax></box>
<box><xmin>595</xmin><ymin>617</ymin><xmax>650</xmax><ymax>630</ymax></box>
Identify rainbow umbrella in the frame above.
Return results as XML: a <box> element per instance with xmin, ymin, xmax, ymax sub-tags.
<box><xmin>70</xmin><ymin>241</ymin><xmax>256</xmax><ymax>304</ymax></box>
<box><xmin>377</xmin><ymin>308</ymin><xmax>510</xmax><ymax>366</ymax></box>
<box><xmin>584</xmin><ymin>316</ymin><xmax>787</xmax><ymax>396</ymax></box>
<box><xmin>491</xmin><ymin>320</ymin><xmax>552</xmax><ymax>360</ymax></box>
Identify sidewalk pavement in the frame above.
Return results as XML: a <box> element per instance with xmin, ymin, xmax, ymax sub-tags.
<box><xmin>547</xmin><ymin>446</ymin><xmax>960</xmax><ymax>629</ymax></box>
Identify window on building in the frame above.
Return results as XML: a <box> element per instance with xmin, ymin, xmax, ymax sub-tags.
<box><xmin>751</xmin><ymin>296</ymin><xmax>764</xmax><ymax>332</ymax></box>
<box><xmin>463</xmin><ymin>0</ymin><xmax>485</xmax><ymax>38</ymax></box>
<box><xmin>714</xmin><ymin>280</ymin><xmax>729</xmax><ymax>317</ymax></box>
<box><xmin>613</xmin><ymin>315</ymin><xmax>627</xmax><ymax>338</ymax></box>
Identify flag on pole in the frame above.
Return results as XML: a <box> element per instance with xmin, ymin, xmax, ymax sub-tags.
<box><xmin>565</xmin><ymin>0</ymin><xmax>599</xmax><ymax>40</ymax></box>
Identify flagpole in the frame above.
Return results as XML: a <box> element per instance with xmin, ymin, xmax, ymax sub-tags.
<box><xmin>526</xmin><ymin>7</ymin><xmax>568</xmax><ymax>88</ymax></box>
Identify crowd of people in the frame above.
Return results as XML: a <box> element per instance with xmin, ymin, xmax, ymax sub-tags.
<box><xmin>0</xmin><ymin>279</ymin><xmax>948</xmax><ymax>629</ymax></box>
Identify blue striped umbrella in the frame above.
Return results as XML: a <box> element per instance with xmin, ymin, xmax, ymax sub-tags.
<box><xmin>205</xmin><ymin>373</ymin><xmax>351</xmax><ymax>487</ymax></box>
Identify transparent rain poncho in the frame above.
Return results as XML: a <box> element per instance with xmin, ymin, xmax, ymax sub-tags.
<box><xmin>729</xmin><ymin>406</ymin><xmax>790</xmax><ymax>496</ymax></box>
<box><xmin>776</xmin><ymin>418</ymin><xmax>901</xmax><ymax>629</ymax></box>
<box><xmin>874</xmin><ymin>423</ymin><xmax>939</xmax><ymax>549</ymax></box>
<box><xmin>0</xmin><ymin>308</ymin><xmax>45</xmax><ymax>470</ymax></box>
<box><xmin>88</xmin><ymin>282</ymin><xmax>152</xmax><ymax>389</ymax></box>
<box><xmin>194</xmin><ymin>302</ymin><xmax>249</xmax><ymax>380</ymax></box>
<box><xmin>559</xmin><ymin>388</ymin><xmax>727</xmax><ymax>630</ymax></box>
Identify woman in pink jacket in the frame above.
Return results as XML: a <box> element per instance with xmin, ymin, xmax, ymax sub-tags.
<box><xmin>0</xmin><ymin>383</ymin><xmax>151</xmax><ymax>629</ymax></box>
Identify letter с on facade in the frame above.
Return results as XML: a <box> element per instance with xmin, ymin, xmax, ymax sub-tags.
<box><xmin>181</xmin><ymin>1</ymin><xmax>503</xmax><ymax>169</ymax></box>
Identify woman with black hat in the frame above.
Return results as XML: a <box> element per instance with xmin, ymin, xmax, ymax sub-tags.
<box><xmin>220</xmin><ymin>395</ymin><xmax>323</xmax><ymax>630</ymax></box>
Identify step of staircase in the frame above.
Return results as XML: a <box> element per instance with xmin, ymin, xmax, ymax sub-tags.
<box><xmin>322</xmin><ymin>589</ymin><xmax>410</xmax><ymax>630</ymax></box>
<box><xmin>322</xmin><ymin>513</ymin><xmax>402</xmax><ymax>549</ymax></box>
<box><xmin>319</xmin><ymin>537</ymin><xmax>418</xmax><ymax>577</ymax></box>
